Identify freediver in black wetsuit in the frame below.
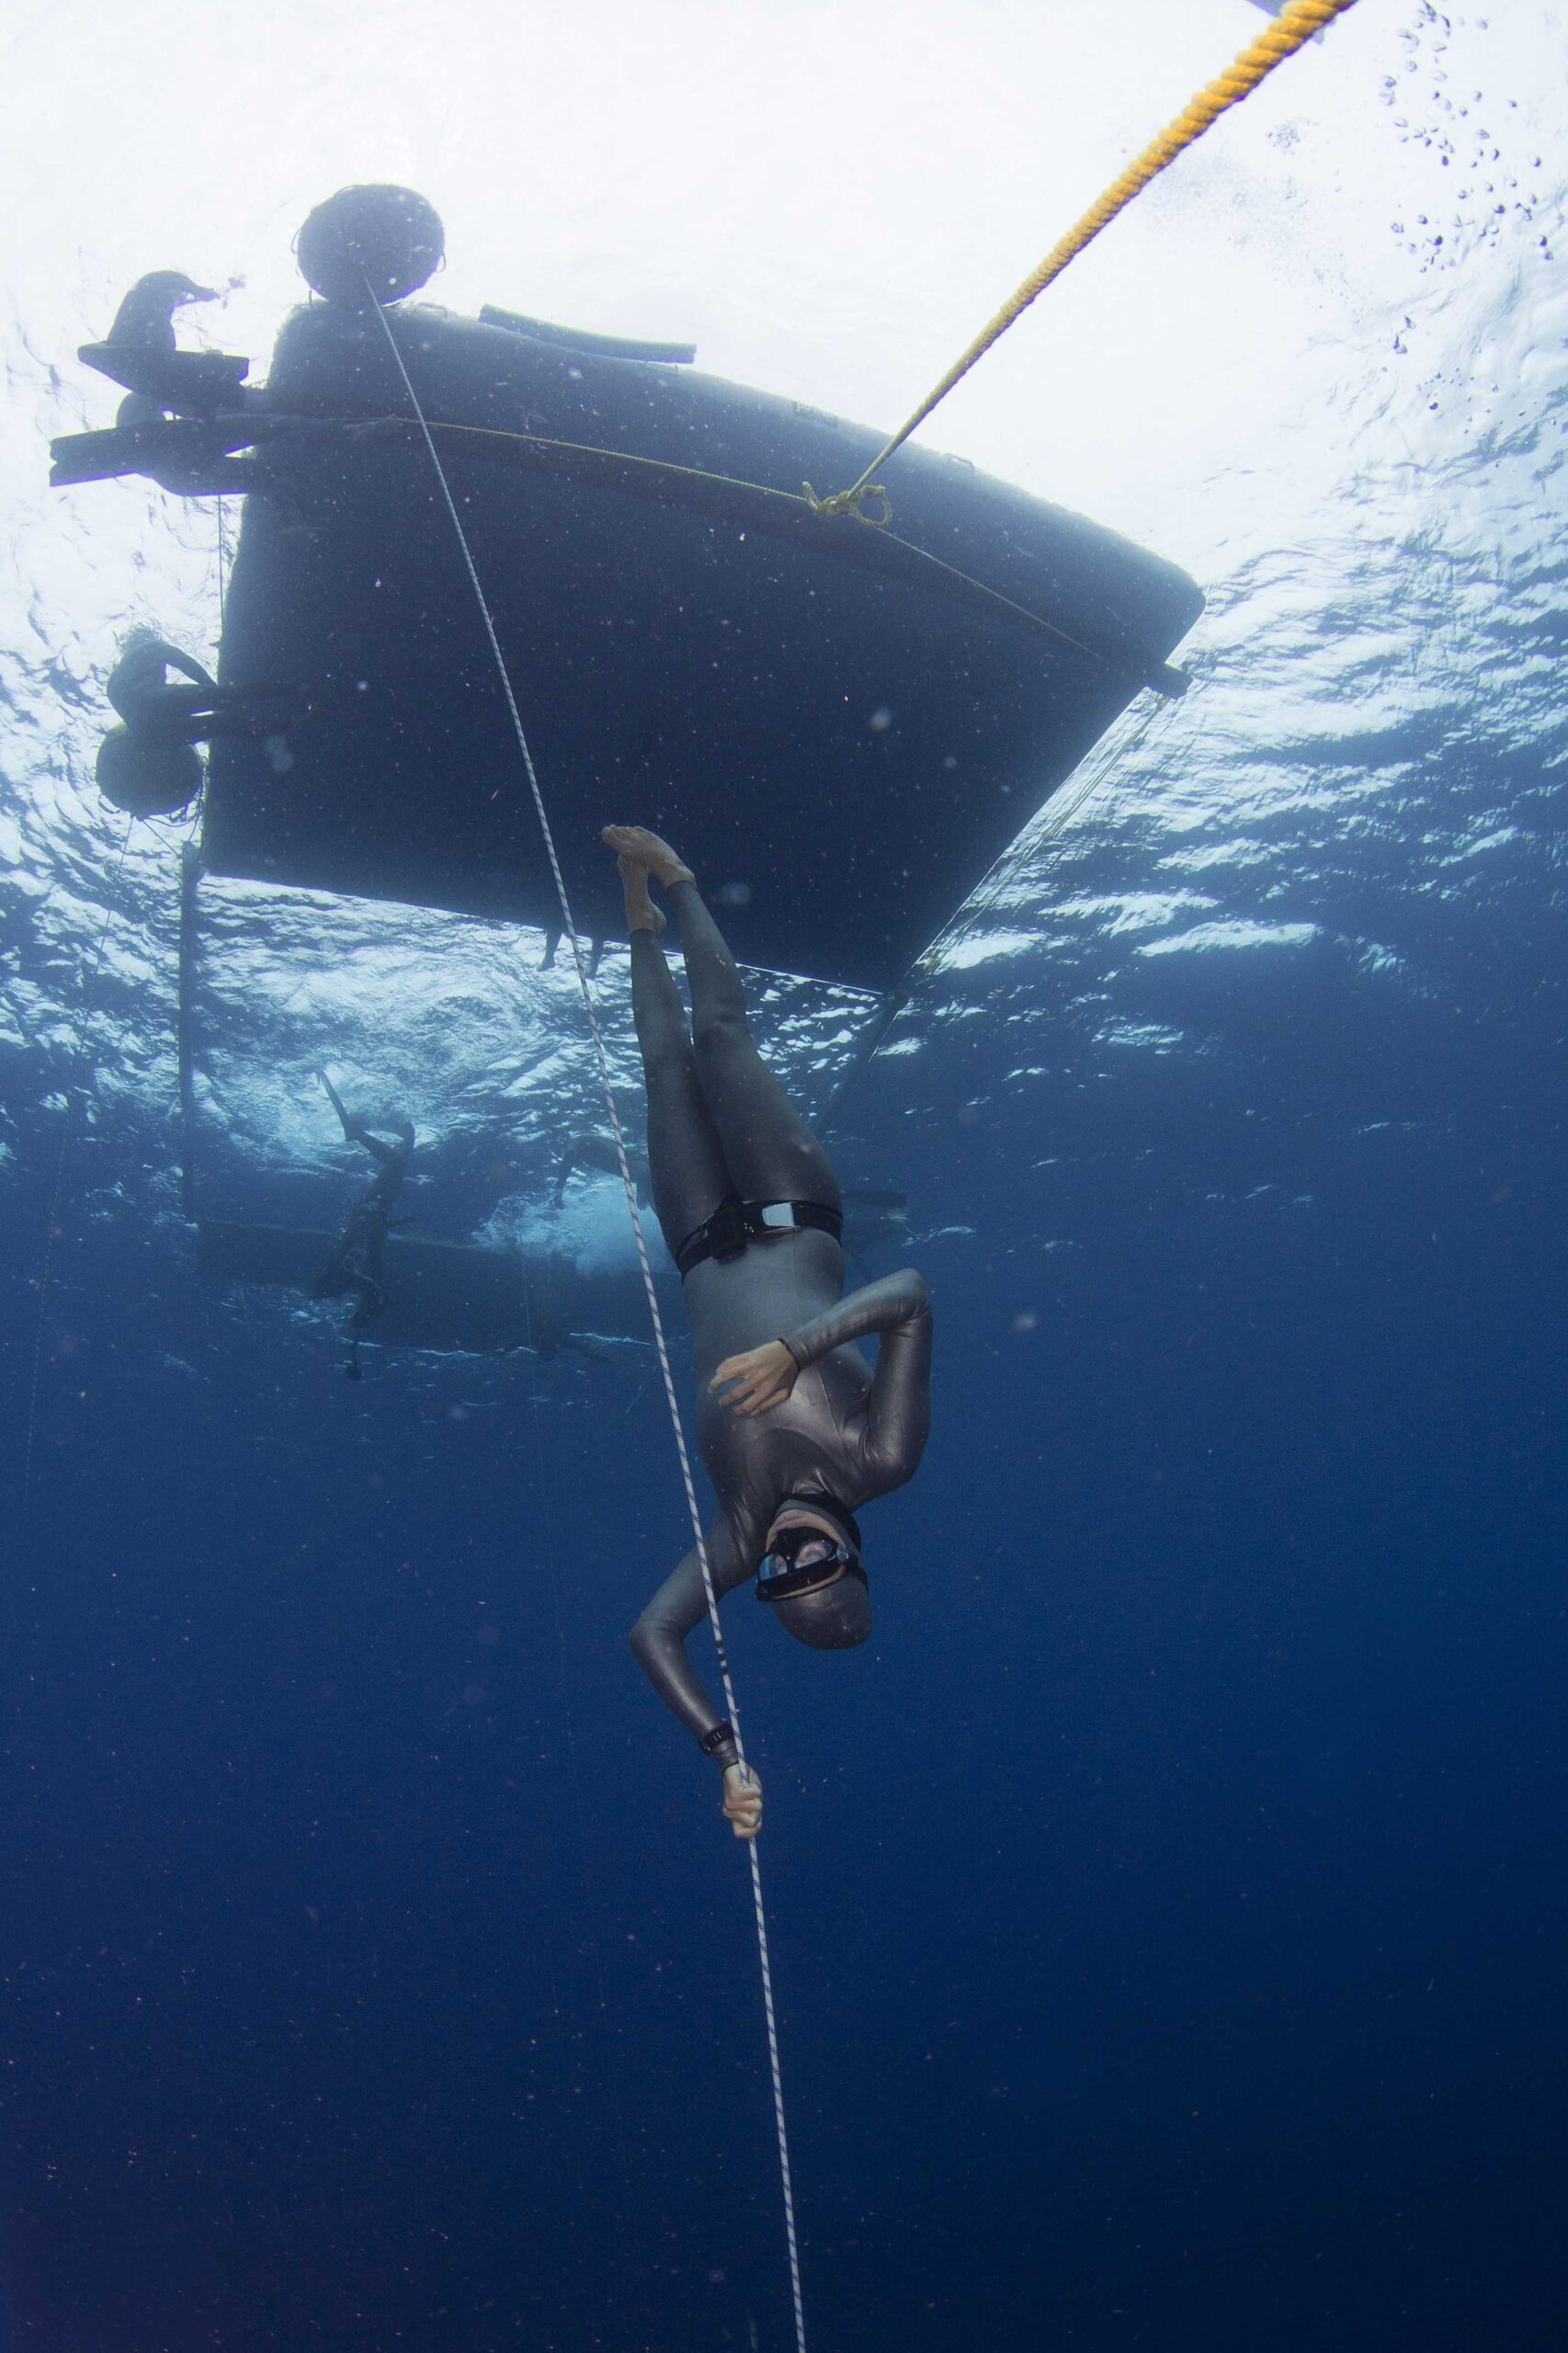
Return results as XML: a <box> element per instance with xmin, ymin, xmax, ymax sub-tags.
<box><xmin>105</xmin><ymin>270</ymin><xmax>218</xmax><ymax>351</ymax></box>
<box><xmin>105</xmin><ymin>632</ymin><xmax>305</xmax><ymax>744</ymax></box>
<box><xmin>312</xmin><ymin>1075</ymin><xmax>415</xmax><ymax>1381</ymax></box>
<box><xmin>604</xmin><ymin>825</ymin><xmax>933</xmax><ymax>1841</ymax></box>
<box><xmin>106</xmin><ymin>634</ymin><xmax>228</xmax><ymax>738</ymax></box>
<box><xmin>97</xmin><ymin>632</ymin><xmax>303</xmax><ymax>817</ymax></box>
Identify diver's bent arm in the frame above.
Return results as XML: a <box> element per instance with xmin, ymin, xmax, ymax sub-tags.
<box><xmin>781</xmin><ymin>1267</ymin><xmax>930</xmax><ymax>1372</ymax></box>
<box><xmin>860</xmin><ymin>1295</ymin><xmax>933</xmax><ymax>1486</ymax></box>
<box><xmin>629</xmin><ymin>1520</ymin><xmax>751</xmax><ymax>1768</ymax></box>
<box><xmin>162</xmin><ymin>642</ymin><xmax>217</xmax><ymax>690</ymax></box>
<box><xmin>784</xmin><ymin>1268</ymin><xmax>933</xmax><ymax>1487</ymax></box>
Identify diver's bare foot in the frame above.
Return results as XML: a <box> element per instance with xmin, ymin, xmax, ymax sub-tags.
<box><xmin>616</xmin><ymin>852</ymin><xmax>665</xmax><ymax>935</ymax></box>
<box><xmin>601</xmin><ymin>824</ymin><xmax>695</xmax><ymax>891</ymax></box>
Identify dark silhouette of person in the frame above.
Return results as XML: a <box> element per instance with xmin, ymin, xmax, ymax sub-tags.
<box><xmin>106</xmin><ymin>631</ymin><xmax>300</xmax><ymax>745</ymax></box>
<box><xmin>312</xmin><ymin>1074</ymin><xmax>415</xmax><ymax>1381</ymax></box>
<box><xmin>604</xmin><ymin>825</ymin><xmax>932</xmax><ymax>1841</ymax></box>
<box><xmin>96</xmin><ymin>632</ymin><xmax>304</xmax><ymax>818</ymax></box>
<box><xmin>106</xmin><ymin>633</ymin><xmax>223</xmax><ymax>738</ymax></box>
<box><xmin>83</xmin><ymin>268</ymin><xmax>404</xmax><ymax>497</ymax></box>
<box><xmin>105</xmin><ymin>271</ymin><xmax>218</xmax><ymax>350</ymax></box>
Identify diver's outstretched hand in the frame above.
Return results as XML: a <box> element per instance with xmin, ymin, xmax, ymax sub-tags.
<box><xmin>711</xmin><ymin>1340</ymin><xmax>799</xmax><ymax>1418</ymax></box>
<box><xmin>722</xmin><ymin>1764</ymin><xmax>763</xmax><ymax>1841</ymax></box>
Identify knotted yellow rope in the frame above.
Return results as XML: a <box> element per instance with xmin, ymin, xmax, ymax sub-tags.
<box><xmin>812</xmin><ymin>0</ymin><xmax>1363</xmax><ymax>521</ymax></box>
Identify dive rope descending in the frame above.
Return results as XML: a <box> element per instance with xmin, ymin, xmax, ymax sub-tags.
<box><xmin>362</xmin><ymin>288</ymin><xmax>810</xmax><ymax>2353</ymax></box>
<box><xmin>814</xmin><ymin>0</ymin><xmax>1365</xmax><ymax>520</ymax></box>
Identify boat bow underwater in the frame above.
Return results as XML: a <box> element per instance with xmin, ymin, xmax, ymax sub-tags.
<box><xmin>56</xmin><ymin>183</ymin><xmax>1203</xmax><ymax>995</ymax></box>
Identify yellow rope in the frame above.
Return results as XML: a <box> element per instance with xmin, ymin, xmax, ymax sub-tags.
<box><xmin>813</xmin><ymin>0</ymin><xmax>1363</xmax><ymax>520</ymax></box>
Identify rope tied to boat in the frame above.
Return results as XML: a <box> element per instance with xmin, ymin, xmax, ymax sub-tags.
<box><xmin>372</xmin><ymin>416</ymin><xmax>1177</xmax><ymax>684</ymax></box>
<box><xmin>801</xmin><ymin>478</ymin><xmax>891</xmax><ymax>527</ymax></box>
<box><xmin>361</xmin><ymin>286</ymin><xmax>811</xmax><ymax>2353</ymax></box>
<box><xmin>824</xmin><ymin>0</ymin><xmax>1363</xmax><ymax>518</ymax></box>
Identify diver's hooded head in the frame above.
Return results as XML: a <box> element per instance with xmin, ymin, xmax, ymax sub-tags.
<box><xmin>771</xmin><ymin>1574</ymin><xmax>871</xmax><ymax>1651</ymax></box>
<box><xmin>758</xmin><ymin>1498</ymin><xmax>871</xmax><ymax>1652</ymax></box>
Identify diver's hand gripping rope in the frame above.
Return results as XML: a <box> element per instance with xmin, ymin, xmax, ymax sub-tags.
<box><xmin>364</xmin><ymin>290</ymin><xmax>810</xmax><ymax>2353</ymax></box>
<box><xmin>814</xmin><ymin>0</ymin><xmax>1363</xmax><ymax>520</ymax></box>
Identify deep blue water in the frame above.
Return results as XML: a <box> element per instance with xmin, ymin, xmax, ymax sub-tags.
<box><xmin>5</xmin><ymin>5</ymin><xmax>1568</xmax><ymax>2347</ymax></box>
<box><xmin>5</xmin><ymin>725</ymin><xmax>1564</xmax><ymax>2349</ymax></box>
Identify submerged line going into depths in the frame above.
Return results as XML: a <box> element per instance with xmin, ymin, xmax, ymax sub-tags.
<box><xmin>362</xmin><ymin>286</ymin><xmax>809</xmax><ymax>2353</ymax></box>
<box><xmin>20</xmin><ymin>818</ymin><xmax>137</xmax><ymax>1518</ymax></box>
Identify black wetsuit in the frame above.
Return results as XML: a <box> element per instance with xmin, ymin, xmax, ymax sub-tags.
<box><xmin>106</xmin><ymin>637</ymin><xmax>294</xmax><ymax>745</ymax></box>
<box><xmin>626</xmin><ymin>881</ymin><xmax>932</xmax><ymax>1768</ymax></box>
<box><xmin>312</xmin><ymin>1117</ymin><xmax>415</xmax><ymax>1373</ymax></box>
<box><xmin>107</xmin><ymin>638</ymin><xmax>221</xmax><ymax>739</ymax></box>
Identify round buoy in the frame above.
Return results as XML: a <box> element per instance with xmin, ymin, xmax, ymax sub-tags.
<box><xmin>296</xmin><ymin>186</ymin><xmax>445</xmax><ymax>308</ymax></box>
<box><xmin>96</xmin><ymin>727</ymin><xmax>203</xmax><ymax>818</ymax></box>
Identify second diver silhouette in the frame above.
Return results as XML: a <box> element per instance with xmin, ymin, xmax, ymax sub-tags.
<box><xmin>97</xmin><ymin>631</ymin><xmax>302</xmax><ymax>819</ymax></box>
<box><xmin>312</xmin><ymin>1075</ymin><xmax>415</xmax><ymax>1381</ymax></box>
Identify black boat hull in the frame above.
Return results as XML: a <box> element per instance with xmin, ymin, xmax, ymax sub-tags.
<box><xmin>204</xmin><ymin>301</ymin><xmax>1202</xmax><ymax>990</ymax></box>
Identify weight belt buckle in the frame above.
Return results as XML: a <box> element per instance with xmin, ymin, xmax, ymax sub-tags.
<box><xmin>707</xmin><ymin>1200</ymin><xmax>750</xmax><ymax>1262</ymax></box>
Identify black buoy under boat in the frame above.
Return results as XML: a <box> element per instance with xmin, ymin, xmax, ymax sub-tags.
<box><xmin>54</xmin><ymin>184</ymin><xmax>1204</xmax><ymax>993</ymax></box>
<box><xmin>96</xmin><ymin>727</ymin><xmax>204</xmax><ymax>818</ymax></box>
<box><xmin>294</xmin><ymin>183</ymin><xmax>445</xmax><ymax>309</ymax></box>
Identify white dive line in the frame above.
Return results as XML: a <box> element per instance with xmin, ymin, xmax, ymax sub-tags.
<box><xmin>364</xmin><ymin>289</ymin><xmax>809</xmax><ymax>2353</ymax></box>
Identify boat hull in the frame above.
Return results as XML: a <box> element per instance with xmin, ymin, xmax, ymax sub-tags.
<box><xmin>206</xmin><ymin>301</ymin><xmax>1204</xmax><ymax>989</ymax></box>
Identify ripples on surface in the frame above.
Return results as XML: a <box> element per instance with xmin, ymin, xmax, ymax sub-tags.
<box><xmin>2</xmin><ymin>0</ymin><xmax>1564</xmax><ymax>1351</ymax></box>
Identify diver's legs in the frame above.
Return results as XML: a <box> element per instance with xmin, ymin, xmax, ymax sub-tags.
<box><xmin>602</xmin><ymin>825</ymin><xmax>840</xmax><ymax>1213</ymax></box>
<box><xmin>320</xmin><ymin>1070</ymin><xmax>354</xmax><ymax>1139</ymax></box>
<box><xmin>616</xmin><ymin>852</ymin><xmax>668</xmax><ymax>938</ymax></box>
<box><xmin>627</xmin><ymin>913</ymin><xmax>733</xmax><ymax>1256</ymax></box>
<box><xmin>672</xmin><ymin>879</ymin><xmax>842</xmax><ymax>1211</ymax></box>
